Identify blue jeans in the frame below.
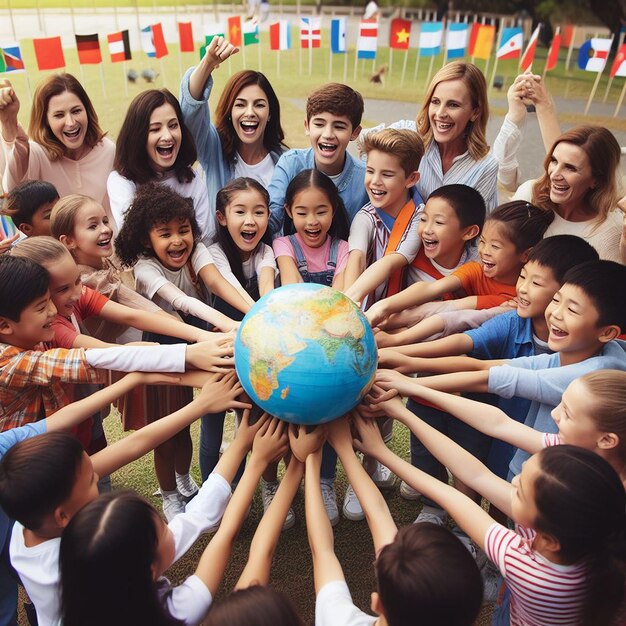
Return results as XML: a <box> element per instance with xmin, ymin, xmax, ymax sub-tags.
<box><xmin>320</xmin><ymin>442</ymin><xmax>337</xmax><ymax>482</ymax></box>
<box><xmin>408</xmin><ymin>398</ymin><xmax>491</xmax><ymax>507</ymax></box>
<box><xmin>200</xmin><ymin>412</ymin><xmax>245</xmax><ymax>484</ymax></box>
<box><xmin>491</xmin><ymin>584</ymin><xmax>511</xmax><ymax>625</ymax></box>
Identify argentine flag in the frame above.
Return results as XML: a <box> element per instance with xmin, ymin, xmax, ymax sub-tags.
<box><xmin>419</xmin><ymin>22</ymin><xmax>443</xmax><ymax>57</ymax></box>
<box><xmin>331</xmin><ymin>18</ymin><xmax>346</xmax><ymax>54</ymax></box>
<box><xmin>446</xmin><ymin>23</ymin><xmax>468</xmax><ymax>59</ymax></box>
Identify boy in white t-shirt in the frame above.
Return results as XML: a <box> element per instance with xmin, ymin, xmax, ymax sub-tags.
<box><xmin>300</xmin><ymin>416</ymin><xmax>483</xmax><ymax>626</ymax></box>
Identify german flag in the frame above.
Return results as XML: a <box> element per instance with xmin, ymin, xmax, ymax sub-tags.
<box><xmin>76</xmin><ymin>34</ymin><xmax>102</xmax><ymax>65</ymax></box>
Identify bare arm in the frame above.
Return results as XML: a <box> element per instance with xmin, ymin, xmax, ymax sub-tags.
<box><xmin>258</xmin><ymin>266</ymin><xmax>276</xmax><ymax>298</ymax></box>
<box><xmin>236</xmin><ymin>458</ymin><xmax>304</xmax><ymax>588</ymax></box>
<box><xmin>344</xmin><ymin>253</ymin><xmax>408</xmax><ymax>305</ymax></box>
<box><xmin>352</xmin><ymin>416</ymin><xmax>507</xmax><ymax>551</ymax></box>
<box><xmin>341</xmin><ymin>249</ymin><xmax>365</xmax><ymax>294</ymax></box>
<box><xmin>378</xmin><ymin>332</ymin><xmax>474</xmax><ymax>365</ymax></box>
<box><xmin>187</xmin><ymin>37</ymin><xmax>239</xmax><ymax>100</ymax></box>
<box><xmin>276</xmin><ymin>255</ymin><xmax>304</xmax><ymax>285</ymax></box>
<box><xmin>366</xmin><ymin>275</ymin><xmax>463</xmax><ymax>327</ymax></box>
<box><xmin>0</xmin><ymin>79</ymin><xmax>20</xmax><ymax>143</ymax></box>
<box><xmin>198</xmin><ymin>263</ymin><xmax>252</xmax><ymax>315</ymax></box>
<box><xmin>92</xmin><ymin>373</ymin><xmax>249</xmax><ymax>477</ymax></box>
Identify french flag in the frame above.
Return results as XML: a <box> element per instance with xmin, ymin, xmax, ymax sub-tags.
<box><xmin>357</xmin><ymin>19</ymin><xmax>378</xmax><ymax>59</ymax></box>
<box><xmin>331</xmin><ymin>17</ymin><xmax>346</xmax><ymax>54</ymax></box>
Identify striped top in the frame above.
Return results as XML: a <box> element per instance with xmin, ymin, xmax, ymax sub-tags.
<box><xmin>485</xmin><ymin>523</ymin><xmax>587</xmax><ymax>625</ymax></box>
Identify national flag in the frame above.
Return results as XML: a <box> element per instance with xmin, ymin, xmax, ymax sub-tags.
<box><xmin>389</xmin><ymin>18</ymin><xmax>411</xmax><ymax>51</ymax></box>
<box><xmin>75</xmin><ymin>33</ymin><xmax>102</xmax><ymax>65</ymax></box>
<box><xmin>300</xmin><ymin>17</ymin><xmax>321</xmax><ymax>49</ymax></box>
<box><xmin>446</xmin><ymin>22</ymin><xmax>468</xmax><ymax>59</ymax></box>
<box><xmin>357</xmin><ymin>19</ymin><xmax>378</xmax><ymax>59</ymax></box>
<box><xmin>227</xmin><ymin>16</ymin><xmax>242</xmax><ymax>47</ymax></box>
<box><xmin>269</xmin><ymin>21</ymin><xmax>291</xmax><ymax>51</ymax></box>
<box><xmin>0</xmin><ymin>43</ymin><xmax>25</xmax><ymax>72</ymax></box>
<box><xmin>419</xmin><ymin>22</ymin><xmax>443</xmax><ymax>56</ymax></box>
<box><xmin>33</xmin><ymin>36</ymin><xmax>65</xmax><ymax>70</ymax></box>
<box><xmin>520</xmin><ymin>25</ymin><xmax>541</xmax><ymax>71</ymax></box>
<box><xmin>107</xmin><ymin>30</ymin><xmax>131</xmax><ymax>63</ymax></box>
<box><xmin>178</xmin><ymin>22</ymin><xmax>194</xmax><ymax>53</ymax></box>
<box><xmin>496</xmin><ymin>27</ymin><xmax>522</xmax><ymax>59</ymax></box>
<box><xmin>470</xmin><ymin>24</ymin><xmax>495</xmax><ymax>60</ymax></box>
<box><xmin>141</xmin><ymin>23</ymin><xmax>168</xmax><ymax>59</ymax></box>
<box><xmin>610</xmin><ymin>43</ymin><xmax>626</xmax><ymax>78</ymax></box>
<box><xmin>243</xmin><ymin>19</ymin><xmax>259</xmax><ymax>46</ymax></box>
<box><xmin>577</xmin><ymin>37</ymin><xmax>612</xmax><ymax>72</ymax></box>
<box><xmin>200</xmin><ymin>25</ymin><xmax>225</xmax><ymax>59</ymax></box>
<box><xmin>545</xmin><ymin>27</ymin><xmax>561</xmax><ymax>72</ymax></box>
<box><xmin>562</xmin><ymin>24</ymin><xmax>574</xmax><ymax>48</ymax></box>
<box><xmin>331</xmin><ymin>17</ymin><xmax>347</xmax><ymax>54</ymax></box>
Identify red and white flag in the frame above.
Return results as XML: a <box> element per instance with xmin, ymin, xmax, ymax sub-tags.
<box><xmin>270</xmin><ymin>21</ymin><xmax>291</xmax><ymax>51</ymax></box>
<box><xmin>610</xmin><ymin>43</ymin><xmax>626</xmax><ymax>78</ymax></box>
<box><xmin>107</xmin><ymin>30</ymin><xmax>131</xmax><ymax>62</ymax></box>
<box><xmin>357</xmin><ymin>19</ymin><xmax>378</xmax><ymax>59</ymax></box>
<box><xmin>520</xmin><ymin>25</ymin><xmax>541</xmax><ymax>71</ymax></box>
<box><xmin>544</xmin><ymin>27</ymin><xmax>561</xmax><ymax>72</ymax></box>
<box><xmin>300</xmin><ymin>17</ymin><xmax>321</xmax><ymax>48</ymax></box>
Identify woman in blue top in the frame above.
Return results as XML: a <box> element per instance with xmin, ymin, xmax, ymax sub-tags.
<box><xmin>180</xmin><ymin>36</ymin><xmax>287</xmax><ymax>212</ymax></box>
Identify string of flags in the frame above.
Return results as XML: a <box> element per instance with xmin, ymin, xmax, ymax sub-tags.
<box><xmin>0</xmin><ymin>16</ymin><xmax>624</xmax><ymax>115</ymax></box>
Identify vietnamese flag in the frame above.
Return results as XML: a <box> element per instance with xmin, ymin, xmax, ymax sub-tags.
<box><xmin>610</xmin><ymin>43</ymin><xmax>626</xmax><ymax>78</ymax></box>
<box><xmin>389</xmin><ymin>18</ymin><xmax>411</xmax><ymax>50</ymax></box>
<box><xmin>75</xmin><ymin>34</ymin><xmax>102</xmax><ymax>65</ymax></box>
<box><xmin>178</xmin><ymin>22</ymin><xmax>194</xmax><ymax>53</ymax></box>
<box><xmin>545</xmin><ymin>27</ymin><xmax>561</xmax><ymax>72</ymax></box>
<box><xmin>228</xmin><ymin>16</ymin><xmax>243</xmax><ymax>47</ymax></box>
<box><xmin>33</xmin><ymin>36</ymin><xmax>65</xmax><ymax>70</ymax></box>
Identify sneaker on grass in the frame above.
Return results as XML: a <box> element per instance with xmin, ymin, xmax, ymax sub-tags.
<box><xmin>414</xmin><ymin>504</ymin><xmax>448</xmax><ymax>526</ymax></box>
<box><xmin>342</xmin><ymin>484</ymin><xmax>365</xmax><ymax>521</ymax></box>
<box><xmin>161</xmin><ymin>490</ymin><xmax>185</xmax><ymax>522</ymax></box>
<box><xmin>261</xmin><ymin>478</ymin><xmax>295</xmax><ymax>531</ymax></box>
<box><xmin>320</xmin><ymin>479</ymin><xmax>340</xmax><ymax>526</ymax></box>
<box><xmin>176</xmin><ymin>472</ymin><xmax>199</xmax><ymax>501</ymax></box>
<box><xmin>399</xmin><ymin>480</ymin><xmax>421</xmax><ymax>500</ymax></box>
<box><xmin>370</xmin><ymin>461</ymin><xmax>396</xmax><ymax>489</ymax></box>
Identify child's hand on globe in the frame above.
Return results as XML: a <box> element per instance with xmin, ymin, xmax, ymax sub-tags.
<box><xmin>288</xmin><ymin>423</ymin><xmax>326</xmax><ymax>462</ymax></box>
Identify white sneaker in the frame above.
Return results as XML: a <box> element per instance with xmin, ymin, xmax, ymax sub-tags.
<box><xmin>370</xmin><ymin>461</ymin><xmax>396</xmax><ymax>489</ymax></box>
<box><xmin>481</xmin><ymin>559</ymin><xmax>503</xmax><ymax>603</ymax></box>
<box><xmin>320</xmin><ymin>480</ymin><xmax>340</xmax><ymax>526</ymax></box>
<box><xmin>414</xmin><ymin>504</ymin><xmax>448</xmax><ymax>526</ymax></box>
<box><xmin>342</xmin><ymin>484</ymin><xmax>365</xmax><ymax>521</ymax></box>
<box><xmin>453</xmin><ymin>527</ymin><xmax>488</xmax><ymax>570</ymax></box>
<box><xmin>399</xmin><ymin>480</ymin><xmax>421</xmax><ymax>500</ymax></box>
<box><xmin>261</xmin><ymin>479</ymin><xmax>295</xmax><ymax>531</ymax></box>
<box><xmin>162</xmin><ymin>490</ymin><xmax>185</xmax><ymax>522</ymax></box>
<box><xmin>176</xmin><ymin>472</ymin><xmax>199</xmax><ymax>501</ymax></box>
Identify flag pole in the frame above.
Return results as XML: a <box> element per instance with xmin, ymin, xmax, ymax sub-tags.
<box><xmin>99</xmin><ymin>63</ymin><xmax>107</xmax><ymax>100</ymax></box>
<box><xmin>160</xmin><ymin>57</ymin><xmax>166</xmax><ymax>88</ymax></box>
<box><xmin>425</xmin><ymin>54</ymin><xmax>435</xmax><ymax>87</ymax></box>
<box><xmin>122</xmin><ymin>60</ymin><xmax>128</xmax><ymax>97</ymax></box>
<box><xmin>413</xmin><ymin>24</ymin><xmax>421</xmax><ymax>81</ymax></box>
<box><xmin>328</xmin><ymin>45</ymin><xmax>333</xmax><ymax>80</ymax></box>
<box><xmin>389</xmin><ymin>48</ymin><xmax>393</xmax><ymax>80</ymax></box>
<box><xmin>353</xmin><ymin>48</ymin><xmax>358</xmax><ymax>80</ymax></box>
<box><xmin>308</xmin><ymin>44</ymin><xmax>312</xmax><ymax>75</ymax></box>
<box><xmin>258</xmin><ymin>31</ymin><xmax>262</xmax><ymax>71</ymax></box>
<box><xmin>276</xmin><ymin>48</ymin><xmax>280</xmax><ymax>78</ymax></box>
<box><xmin>343</xmin><ymin>46</ymin><xmax>348</xmax><ymax>83</ymax></box>
<box><xmin>614</xmin><ymin>80</ymin><xmax>626</xmax><ymax>117</ymax></box>
<box><xmin>489</xmin><ymin>25</ymin><xmax>504</xmax><ymax>90</ymax></box>
<box><xmin>400</xmin><ymin>47</ymin><xmax>409</xmax><ymax>87</ymax></box>
<box><xmin>584</xmin><ymin>34</ymin><xmax>614</xmax><ymax>115</ymax></box>
<box><xmin>542</xmin><ymin>25</ymin><xmax>559</xmax><ymax>80</ymax></box>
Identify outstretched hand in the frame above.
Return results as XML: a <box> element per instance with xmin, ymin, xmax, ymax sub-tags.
<box><xmin>288</xmin><ymin>423</ymin><xmax>326</xmax><ymax>462</ymax></box>
<box><xmin>186</xmin><ymin>336</ymin><xmax>235</xmax><ymax>373</ymax></box>
<box><xmin>196</xmin><ymin>371</ymin><xmax>252</xmax><ymax>413</ymax></box>
<box><xmin>234</xmin><ymin>408</ymin><xmax>270</xmax><ymax>450</ymax></box>
<box><xmin>203</xmin><ymin>35</ymin><xmax>240</xmax><ymax>71</ymax></box>
<box><xmin>252</xmin><ymin>417</ymin><xmax>289</xmax><ymax>465</ymax></box>
<box><xmin>351</xmin><ymin>414</ymin><xmax>386</xmax><ymax>458</ymax></box>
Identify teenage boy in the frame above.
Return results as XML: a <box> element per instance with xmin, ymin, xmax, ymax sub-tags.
<box><xmin>267</xmin><ymin>83</ymin><xmax>368</xmax><ymax>235</ymax></box>
<box><xmin>346</xmin><ymin>179</ymin><xmax>484</xmax><ymax>307</ymax></box>
<box><xmin>0</xmin><ymin>383</ymin><xmax>253</xmax><ymax>626</ymax></box>
<box><xmin>377</xmin><ymin>260</ymin><xmax>626</xmax><ymax>479</ymax></box>
<box><xmin>0</xmin><ymin>255</ymin><xmax>232</xmax><ymax>432</ymax></box>
<box><xmin>299</xmin><ymin>417</ymin><xmax>483</xmax><ymax>626</ymax></box>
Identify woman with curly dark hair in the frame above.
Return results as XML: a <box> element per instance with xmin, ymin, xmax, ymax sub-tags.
<box><xmin>180</xmin><ymin>36</ymin><xmax>287</xmax><ymax>212</ymax></box>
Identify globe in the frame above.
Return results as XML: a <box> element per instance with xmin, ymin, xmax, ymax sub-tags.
<box><xmin>234</xmin><ymin>283</ymin><xmax>378</xmax><ymax>425</ymax></box>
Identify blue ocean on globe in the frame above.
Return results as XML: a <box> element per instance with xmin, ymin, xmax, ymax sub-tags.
<box><xmin>234</xmin><ymin>283</ymin><xmax>378</xmax><ymax>424</ymax></box>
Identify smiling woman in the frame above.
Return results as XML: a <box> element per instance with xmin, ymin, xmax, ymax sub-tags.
<box><xmin>512</xmin><ymin>126</ymin><xmax>626</xmax><ymax>264</ymax></box>
<box><xmin>107</xmin><ymin>88</ymin><xmax>214</xmax><ymax>245</ymax></box>
<box><xmin>0</xmin><ymin>74</ymin><xmax>115</xmax><ymax>224</ymax></box>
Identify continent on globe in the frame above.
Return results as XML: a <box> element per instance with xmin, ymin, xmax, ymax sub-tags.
<box><xmin>234</xmin><ymin>284</ymin><xmax>377</xmax><ymax>425</ymax></box>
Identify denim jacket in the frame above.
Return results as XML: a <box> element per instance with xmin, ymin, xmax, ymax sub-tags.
<box><xmin>179</xmin><ymin>68</ymin><xmax>283</xmax><ymax>215</ymax></box>
<box><xmin>267</xmin><ymin>148</ymin><xmax>369</xmax><ymax>236</ymax></box>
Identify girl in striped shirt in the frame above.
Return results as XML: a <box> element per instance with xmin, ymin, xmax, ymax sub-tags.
<box><xmin>354</xmin><ymin>393</ymin><xmax>626</xmax><ymax>626</ymax></box>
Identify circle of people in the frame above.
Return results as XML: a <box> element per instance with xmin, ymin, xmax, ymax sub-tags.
<box><xmin>0</xmin><ymin>34</ymin><xmax>625</xmax><ymax>626</ymax></box>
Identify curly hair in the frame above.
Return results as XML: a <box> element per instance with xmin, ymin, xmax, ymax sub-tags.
<box><xmin>114</xmin><ymin>183</ymin><xmax>201</xmax><ymax>267</ymax></box>
<box><xmin>415</xmin><ymin>62</ymin><xmax>489</xmax><ymax>161</ymax></box>
<box><xmin>531</xmin><ymin>126</ymin><xmax>621</xmax><ymax>225</ymax></box>
<box><xmin>215</xmin><ymin>71</ymin><xmax>287</xmax><ymax>164</ymax></box>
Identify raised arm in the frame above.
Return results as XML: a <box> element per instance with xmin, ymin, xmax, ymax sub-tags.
<box><xmin>275</xmin><ymin>255</ymin><xmax>304</xmax><ymax>285</ymax></box>
<box><xmin>344</xmin><ymin>254</ymin><xmax>408</xmax><ymax>305</ymax></box>
<box><xmin>0</xmin><ymin>80</ymin><xmax>33</xmax><ymax>189</ymax></box>
<box><xmin>328</xmin><ymin>417</ymin><xmax>397</xmax><ymax>552</ymax></box>
<box><xmin>365</xmin><ymin>274</ymin><xmax>463</xmax><ymax>328</ymax></box>
<box><xmin>198</xmin><ymin>263</ymin><xmax>252</xmax><ymax>315</ymax></box>
<box><xmin>91</xmin><ymin>372</ymin><xmax>249</xmax><ymax>477</ymax></box>
<box><xmin>352</xmin><ymin>415</ymin><xmax>505</xmax><ymax>551</ymax></box>
<box><xmin>381</xmin><ymin>368</ymin><xmax>490</xmax><ymax>394</ymax></box>
<box><xmin>236</xmin><ymin>456</ymin><xmax>305</xmax><ymax>588</ymax></box>
<box><xmin>194</xmin><ymin>418</ymin><xmax>288</xmax><ymax>596</ymax></box>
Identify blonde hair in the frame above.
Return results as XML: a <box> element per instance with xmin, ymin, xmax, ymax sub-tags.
<box><xmin>580</xmin><ymin>370</ymin><xmax>626</xmax><ymax>460</ymax></box>
<box><xmin>50</xmin><ymin>194</ymin><xmax>99</xmax><ymax>240</ymax></box>
<box><xmin>415</xmin><ymin>62</ymin><xmax>489</xmax><ymax>161</ymax></box>
<box><xmin>361</xmin><ymin>128</ymin><xmax>425</xmax><ymax>176</ymax></box>
<box><xmin>10</xmin><ymin>235</ymin><xmax>70</xmax><ymax>267</ymax></box>
<box><xmin>531</xmin><ymin>126</ymin><xmax>621</xmax><ymax>224</ymax></box>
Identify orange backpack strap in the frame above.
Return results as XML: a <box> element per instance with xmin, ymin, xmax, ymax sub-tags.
<box><xmin>385</xmin><ymin>197</ymin><xmax>417</xmax><ymax>296</ymax></box>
